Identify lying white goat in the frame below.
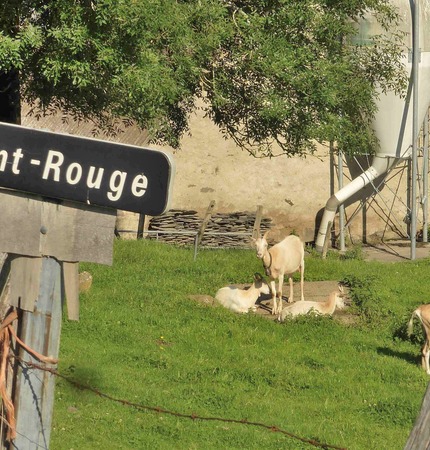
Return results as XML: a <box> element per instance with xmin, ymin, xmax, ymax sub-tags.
<box><xmin>279</xmin><ymin>286</ymin><xmax>345</xmax><ymax>322</ymax></box>
<box><xmin>253</xmin><ymin>230</ymin><xmax>304</xmax><ymax>315</ymax></box>
<box><xmin>407</xmin><ymin>304</ymin><xmax>430</xmax><ymax>374</ymax></box>
<box><xmin>215</xmin><ymin>273</ymin><xmax>270</xmax><ymax>313</ymax></box>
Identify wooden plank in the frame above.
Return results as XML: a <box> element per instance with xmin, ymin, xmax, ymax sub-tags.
<box><xmin>0</xmin><ymin>190</ymin><xmax>116</xmax><ymax>265</ymax></box>
<box><xmin>404</xmin><ymin>383</ymin><xmax>430</xmax><ymax>450</ymax></box>
<box><xmin>9</xmin><ymin>256</ymin><xmax>42</xmax><ymax>312</ymax></box>
<box><xmin>197</xmin><ymin>200</ymin><xmax>216</xmax><ymax>246</ymax></box>
<box><xmin>0</xmin><ymin>191</ymin><xmax>42</xmax><ymax>256</ymax></box>
<box><xmin>12</xmin><ymin>257</ymin><xmax>62</xmax><ymax>449</ymax></box>
<box><xmin>62</xmin><ymin>262</ymin><xmax>79</xmax><ymax>321</ymax></box>
<box><xmin>41</xmin><ymin>199</ymin><xmax>116</xmax><ymax>265</ymax></box>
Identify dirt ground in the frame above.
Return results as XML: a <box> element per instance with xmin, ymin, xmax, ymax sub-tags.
<box><xmin>189</xmin><ymin>279</ymin><xmax>351</xmax><ymax>323</ymax></box>
<box><xmin>252</xmin><ymin>280</ymin><xmax>348</xmax><ymax>322</ymax></box>
<box><xmin>189</xmin><ymin>240</ymin><xmax>430</xmax><ymax>322</ymax></box>
<box><xmin>362</xmin><ymin>240</ymin><xmax>430</xmax><ymax>262</ymax></box>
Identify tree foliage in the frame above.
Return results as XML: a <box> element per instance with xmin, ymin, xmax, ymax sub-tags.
<box><xmin>0</xmin><ymin>0</ymin><xmax>407</xmax><ymax>156</ymax></box>
<box><xmin>205</xmin><ymin>0</ymin><xmax>407</xmax><ymax>156</ymax></box>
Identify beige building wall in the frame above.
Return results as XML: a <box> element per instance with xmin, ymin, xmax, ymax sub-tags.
<box><xmin>22</xmin><ymin>104</ymin><xmax>417</xmax><ymax>246</ymax></box>
<box><xmin>153</xmin><ymin>106</ymin><xmax>413</xmax><ymax>245</ymax></box>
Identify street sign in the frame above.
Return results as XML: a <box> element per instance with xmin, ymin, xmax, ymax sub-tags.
<box><xmin>0</xmin><ymin>122</ymin><xmax>174</xmax><ymax>215</ymax></box>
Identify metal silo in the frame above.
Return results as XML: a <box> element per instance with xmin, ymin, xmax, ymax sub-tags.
<box><xmin>315</xmin><ymin>0</ymin><xmax>430</xmax><ymax>256</ymax></box>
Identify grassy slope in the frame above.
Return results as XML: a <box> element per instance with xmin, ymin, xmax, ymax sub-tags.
<box><xmin>51</xmin><ymin>240</ymin><xmax>430</xmax><ymax>449</ymax></box>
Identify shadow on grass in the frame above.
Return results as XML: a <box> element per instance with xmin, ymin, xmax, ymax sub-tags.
<box><xmin>60</xmin><ymin>365</ymin><xmax>107</xmax><ymax>393</ymax></box>
<box><xmin>377</xmin><ymin>346</ymin><xmax>419</xmax><ymax>367</ymax></box>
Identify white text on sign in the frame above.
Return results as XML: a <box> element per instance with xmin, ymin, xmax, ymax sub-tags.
<box><xmin>0</xmin><ymin>148</ymin><xmax>148</xmax><ymax>202</ymax></box>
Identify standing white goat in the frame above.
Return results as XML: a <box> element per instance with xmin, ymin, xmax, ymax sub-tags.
<box><xmin>215</xmin><ymin>273</ymin><xmax>270</xmax><ymax>313</ymax></box>
<box><xmin>253</xmin><ymin>230</ymin><xmax>304</xmax><ymax>315</ymax></box>
<box><xmin>407</xmin><ymin>304</ymin><xmax>430</xmax><ymax>374</ymax></box>
<box><xmin>279</xmin><ymin>286</ymin><xmax>345</xmax><ymax>322</ymax></box>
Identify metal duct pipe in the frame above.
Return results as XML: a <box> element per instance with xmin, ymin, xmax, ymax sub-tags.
<box><xmin>315</xmin><ymin>156</ymin><xmax>399</xmax><ymax>252</ymax></box>
<box><xmin>315</xmin><ymin>0</ymin><xmax>430</xmax><ymax>253</ymax></box>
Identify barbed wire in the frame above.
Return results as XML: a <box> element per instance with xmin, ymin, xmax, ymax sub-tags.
<box><xmin>16</xmin><ymin>357</ymin><xmax>347</xmax><ymax>450</ymax></box>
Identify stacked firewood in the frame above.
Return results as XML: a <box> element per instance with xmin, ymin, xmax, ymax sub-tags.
<box><xmin>147</xmin><ymin>210</ymin><xmax>200</xmax><ymax>246</ymax></box>
<box><xmin>148</xmin><ymin>209</ymin><xmax>272</xmax><ymax>248</ymax></box>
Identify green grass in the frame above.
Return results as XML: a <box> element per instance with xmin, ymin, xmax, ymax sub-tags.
<box><xmin>51</xmin><ymin>240</ymin><xmax>430</xmax><ymax>449</ymax></box>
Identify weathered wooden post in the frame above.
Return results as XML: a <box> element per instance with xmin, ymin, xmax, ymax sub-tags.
<box><xmin>252</xmin><ymin>205</ymin><xmax>263</xmax><ymax>239</ymax></box>
<box><xmin>11</xmin><ymin>256</ymin><xmax>64</xmax><ymax>448</ymax></box>
<box><xmin>137</xmin><ymin>214</ymin><xmax>146</xmax><ymax>239</ymax></box>
<box><xmin>197</xmin><ymin>200</ymin><xmax>216</xmax><ymax>247</ymax></box>
<box><xmin>0</xmin><ymin>122</ymin><xmax>174</xmax><ymax>449</ymax></box>
<box><xmin>404</xmin><ymin>382</ymin><xmax>430</xmax><ymax>449</ymax></box>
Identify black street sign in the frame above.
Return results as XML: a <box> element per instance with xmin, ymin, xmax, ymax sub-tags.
<box><xmin>0</xmin><ymin>122</ymin><xmax>174</xmax><ymax>215</ymax></box>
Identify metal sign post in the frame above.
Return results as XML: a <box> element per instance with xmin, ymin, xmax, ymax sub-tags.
<box><xmin>0</xmin><ymin>123</ymin><xmax>174</xmax><ymax>449</ymax></box>
<box><xmin>410</xmin><ymin>0</ymin><xmax>420</xmax><ymax>260</ymax></box>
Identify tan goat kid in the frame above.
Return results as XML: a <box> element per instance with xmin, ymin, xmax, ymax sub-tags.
<box><xmin>407</xmin><ymin>304</ymin><xmax>430</xmax><ymax>374</ymax></box>
<box><xmin>253</xmin><ymin>231</ymin><xmax>305</xmax><ymax>315</ymax></box>
<box><xmin>215</xmin><ymin>273</ymin><xmax>270</xmax><ymax>313</ymax></box>
<box><xmin>279</xmin><ymin>286</ymin><xmax>345</xmax><ymax>322</ymax></box>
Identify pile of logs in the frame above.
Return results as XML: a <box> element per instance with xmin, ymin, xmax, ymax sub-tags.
<box><xmin>148</xmin><ymin>209</ymin><xmax>272</xmax><ymax>248</ymax></box>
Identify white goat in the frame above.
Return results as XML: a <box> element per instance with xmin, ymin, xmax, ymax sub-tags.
<box><xmin>279</xmin><ymin>286</ymin><xmax>345</xmax><ymax>322</ymax></box>
<box><xmin>215</xmin><ymin>273</ymin><xmax>270</xmax><ymax>313</ymax></box>
<box><xmin>253</xmin><ymin>230</ymin><xmax>304</xmax><ymax>315</ymax></box>
<box><xmin>407</xmin><ymin>304</ymin><xmax>430</xmax><ymax>374</ymax></box>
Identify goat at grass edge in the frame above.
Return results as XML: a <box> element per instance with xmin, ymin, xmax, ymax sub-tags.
<box><xmin>253</xmin><ymin>230</ymin><xmax>305</xmax><ymax>315</ymax></box>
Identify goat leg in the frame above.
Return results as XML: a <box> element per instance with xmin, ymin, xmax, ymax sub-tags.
<box><xmin>300</xmin><ymin>264</ymin><xmax>305</xmax><ymax>301</ymax></box>
<box><xmin>288</xmin><ymin>276</ymin><xmax>293</xmax><ymax>303</ymax></box>
<box><xmin>423</xmin><ymin>341</ymin><xmax>430</xmax><ymax>375</ymax></box>
<box><xmin>270</xmin><ymin>280</ymin><xmax>277</xmax><ymax>315</ymax></box>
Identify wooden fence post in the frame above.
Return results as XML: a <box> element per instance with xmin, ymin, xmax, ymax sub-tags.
<box><xmin>252</xmin><ymin>205</ymin><xmax>263</xmax><ymax>239</ymax></box>
<box><xmin>0</xmin><ymin>117</ymin><xmax>173</xmax><ymax>449</ymax></box>
<box><xmin>0</xmin><ymin>194</ymin><xmax>117</xmax><ymax>449</ymax></box>
<box><xmin>404</xmin><ymin>382</ymin><xmax>430</xmax><ymax>449</ymax></box>
<box><xmin>321</xmin><ymin>221</ymin><xmax>332</xmax><ymax>259</ymax></box>
<box><xmin>196</xmin><ymin>200</ymin><xmax>216</xmax><ymax>247</ymax></box>
<box><xmin>137</xmin><ymin>214</ymin><xmax>146</xmax><ymax>239</ymax></box>
<box><xmin>9</xmin><ymin>257</ymin><xmax>62</xmax><ymax>449</ymax></box>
